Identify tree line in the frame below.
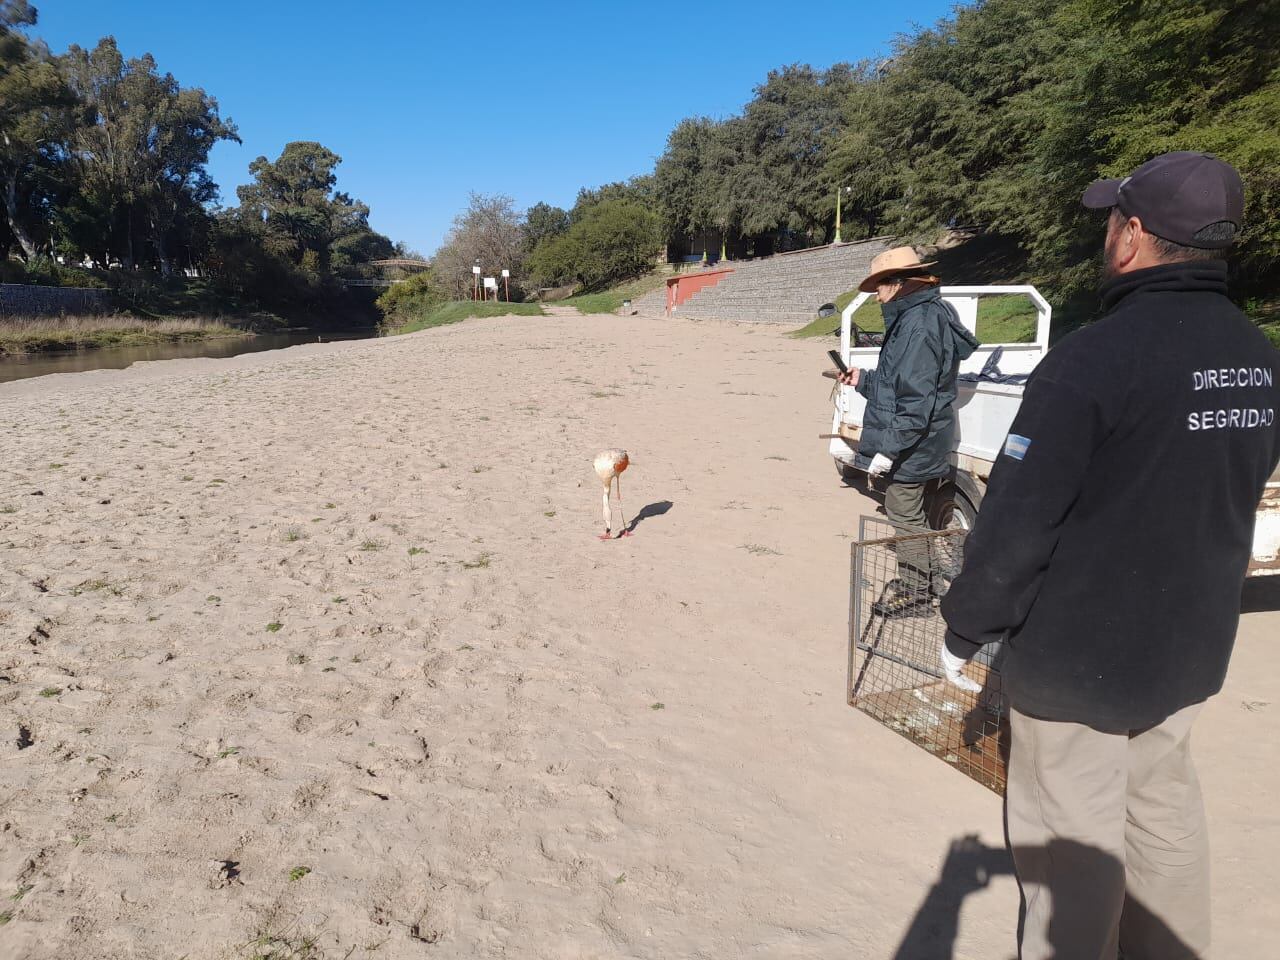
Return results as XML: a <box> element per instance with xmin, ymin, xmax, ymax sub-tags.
<box><xmin>518</xmin><ymin>0</ymin><xmax>1278</xmax><ymax>304</ymax></box>
<box><xmin>0</xmin><ymin>2</ymin><xmax>396</xmax><ymax>321</ymax></box>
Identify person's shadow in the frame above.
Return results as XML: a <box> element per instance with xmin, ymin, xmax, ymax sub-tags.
<box><xmin>627</xmin><ymin>500</ymin><xmax>674</xmax><ymax>533</ymax></box>
<box><xmin>892</xmin><ymin>835</ymin><xmax>1202</xmax><ymax>959</ymax></box>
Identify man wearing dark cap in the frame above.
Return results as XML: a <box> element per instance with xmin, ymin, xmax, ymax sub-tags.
<box><xmin>940</xmin><ymin>152</ymin><xmax>1280</xmax><ymax>959</ymax></box>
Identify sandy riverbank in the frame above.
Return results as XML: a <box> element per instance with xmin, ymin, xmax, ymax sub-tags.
<box><xmin>1</xmin><ymin>314</ymin><xmax>1276</xmax><ymax>958</ymax></box>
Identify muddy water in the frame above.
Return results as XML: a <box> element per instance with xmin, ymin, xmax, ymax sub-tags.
<box><xmin>0</xmin><ymin>328</ymin><xmax>379</xmax><ymax>384</ymax></box>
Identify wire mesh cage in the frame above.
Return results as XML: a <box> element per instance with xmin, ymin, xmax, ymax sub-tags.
<box><xmin>847</xmin><ymin>517</ymin><xmax>1009</xmax><ymax>794</ymax></box>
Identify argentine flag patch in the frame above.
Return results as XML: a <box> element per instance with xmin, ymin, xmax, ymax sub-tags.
<box><xmin>1004</xmin><ymin>433</ymin><xmax>1031</xmax><ymax>460</ymax></box>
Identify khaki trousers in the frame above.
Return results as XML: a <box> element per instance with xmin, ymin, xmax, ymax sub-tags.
<box><xmin>884</xmin><ymin>480</ymin><xmax>930</xmax><ymax>592</ymax></box>
<box><xmin>1007</xmin><ymin>704</ymin><xmax>1210</xmax><ymax>960</ymax></box>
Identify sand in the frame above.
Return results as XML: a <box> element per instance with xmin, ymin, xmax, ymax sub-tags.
<box><xmin>1</xmin><ymin>314</ymin><xmax>1276</xmax><ymax>958</ymax></box>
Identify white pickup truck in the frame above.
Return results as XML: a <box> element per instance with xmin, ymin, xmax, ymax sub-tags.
<box><xmin>827</xmin><ymin>285</ymin><xmax>1280</xmax><ymax>576</ymax></box>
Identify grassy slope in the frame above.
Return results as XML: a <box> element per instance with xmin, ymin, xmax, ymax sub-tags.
<box><xmin>557</xmin><ymin>273</ymin><xmax>670</xmax><ymax>315</ymax></box>
<box><xmin>791</xmin><ymin>293</ymin><xmax>1038</xmax><ymax>344</ymax></box>
<box><xmin>0</xmin><ymin>316</ymin><xmax>247</xmax><ymax>356</ymax></box>
<box><xmin>382</xmin><ymin>300</ymin><xmax>544</xmax><ymax>336</ymax></box>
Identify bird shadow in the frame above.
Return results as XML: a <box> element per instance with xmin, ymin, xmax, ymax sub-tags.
<box><xmin>628</xmin><ymin>500</ymin><xmax>674</xmax><ymax>533</ymax></box>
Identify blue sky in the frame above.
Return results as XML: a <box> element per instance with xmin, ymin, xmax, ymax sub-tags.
<box><xmin>32</xmin><ymin>1</ymin><xmax>955</xmax><ymax>255</ymax></box>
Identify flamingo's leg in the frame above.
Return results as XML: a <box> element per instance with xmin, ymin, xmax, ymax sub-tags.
<box><xmin>600</xmin><ymin>482</ymin><xmax>613</xmax><ymax>538</ymax></box>
<box><xmin>616</xmin><ymin>474</ymin><xmax>630</xmax><ymax>536</ymax></box>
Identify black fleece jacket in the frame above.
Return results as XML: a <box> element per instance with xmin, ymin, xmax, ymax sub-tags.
<box><xmin>942</xmin><ymin>261</ymin><xmax>1280</xmax><ymax>731</ymax></box>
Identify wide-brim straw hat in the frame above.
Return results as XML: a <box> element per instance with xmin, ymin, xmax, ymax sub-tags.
<box><xmin>857</xmin><ymin>246</ymin><xmax>938</xmax><ymax>292</ymax></box>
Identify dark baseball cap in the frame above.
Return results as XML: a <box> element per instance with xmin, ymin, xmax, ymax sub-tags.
<box><xmin>1082</xmin><ymin>151</ymin><xmax>1244</xmax><ymax>249</ymax></box>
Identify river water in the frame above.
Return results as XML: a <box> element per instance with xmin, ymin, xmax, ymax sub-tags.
<box><xmin>0</xmin><ymin>328</ymin><xmax>380</xmax><ymax>384</ymax></box>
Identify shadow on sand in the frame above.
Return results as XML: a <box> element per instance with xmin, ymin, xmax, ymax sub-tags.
<box><xmin>627</xmin><ymin>500</ymin><xmax>674</xmax><ymax>533</ymax></box>
<box><xmin>893</xmin><ymin>835</ymin><xmax>1201</xmax><ymax>960</ymax></box>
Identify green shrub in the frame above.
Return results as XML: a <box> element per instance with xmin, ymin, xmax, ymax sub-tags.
<box><xmin>0</xmin><ymin>257</ymin><xmax>107</xmax><ymax>289</ymax></box>
<box><xmin>528</xmin><ymin>199</ymin><xmax>660</xmax><ymax>292</ymax></box>
<box><xmin>376</xmin><ymin>271</ymin><xmax>444</xmax><ymax>322</ymax></box>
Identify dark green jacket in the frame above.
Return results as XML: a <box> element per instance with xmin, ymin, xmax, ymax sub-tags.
<box><xmin>854</xmin><ymin>285</ymin><xmax>979</xmax><ymax>483</ymax></box>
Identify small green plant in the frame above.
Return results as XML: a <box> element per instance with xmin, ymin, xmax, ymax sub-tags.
<box><xmin>544</xmin><ymin>510</ymin><xmax>556</xmax><ymax>518</ymax></box>
<box><xmin>741</xmin><ymin>544</ymin><xmax>781</xmax><ymax>556</ymax></box>
<box><xmin>218</xmin><ymin>747</ymin><xmax>240</xmax><ymax>758</ymax></box>
<box><xmin>207</xmin><ymin>595</ymin><xmax>221</xmax><ymax>604</ymax></box>
<box><xmin>331</xmin><ymin>596</ymin><xmax>346</xmax><ymax>604</ymax></box>
<box><xmin>287</xmin><ymin>652</ymin><xmax>309</xmax><ymax>665</ymax></box>
<box><xmin>49</xmin><ymin>462</ymin><xmax>64</xmax><ymax>469</ymax></box>
<box><xmin>359</xmin><ymin>539</ymin><xmax>382</xmax><ymax>552</ymax></box>
<box><xmin>283</xmin><ymin>527</ymin><xmax>303</xmax><ymax>543</ymax></box>
<box><xmin>472</xmin><ymin>465</ymin><xmax>490</xmax><ymax>473</ymax></box>
<box><xmin>266</xmin><ymin>622</ymin><xmax>283</xmax><ymax>633</ymax></box>
<box><xmin>104</xmin><ymin>813</ymin><xmax>119</xmax><ymax>824</ymax></box>
<box><xmin>614</xmin><ymin>873</ymin><xmax>627</xmax><ymax>884</ymax></box>
<box><xmin>9</xmin><ymin>884</ymin><xmax>32</xmax><ymax>901</ymax></box>
<box><xmin>0</xmin><ymin>505</ymin><xmax>16</xmax><ymax>514</ymax></box>
<box><xmin>71</xmin><ymin>834</ymin><xmax>88</xmax><ymax>846</ymax></box>
<box><xmin>650</xmin><ymin>702</ymin><xmax>665</xmax><ymax>710</ymax></box>
<box><xmin>408</xmin><ymin>546</ymin><xmax>426</xmax><ymax>556</ymax></box>
<box><xmin>288</xmin><ymin>866</ymin><xmax>311</xmax><ymax>882</ymax></box>
<box><xmin>243</xmin><ymin>929</ymin><xmax>323</xmax><ymax>960</ymax></box>
<box><xmin>39</xmin><ymin>686</ymin><xmax>61</xmax><ymax>698</ymax></box>
<box><xmin>323</xmin><ymin>502</ymin><xmax>336</xmax><ymax>509</ymax></box>
<box><xmin>0</xmin><ymin>910</ymin><xmax>11</xmax><ymax>926</ymax></box>
<box><xmin>462</xmin><ymin>552</ymin><xmax>492</xmax><ymax>570</ymax></box>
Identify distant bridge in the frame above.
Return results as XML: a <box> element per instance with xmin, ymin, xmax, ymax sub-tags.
<box><xmin>340</xmin><ymin>257</ymin><xmax>431</xmax><ymax>287</ymax></box>
<box><xmin>367</xmin><ymin>258</ymin><xmax>431</xmax><ymax>271</ymax></box>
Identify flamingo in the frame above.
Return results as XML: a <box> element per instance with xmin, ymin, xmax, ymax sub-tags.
<box><xmin>592</xmin><ymin>449</ymin><xmax>631</xmax><ymax>540</ymax></box>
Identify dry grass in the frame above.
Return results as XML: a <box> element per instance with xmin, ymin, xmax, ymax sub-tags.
<box><xmin>0</xmin><ymin>314</ymin><xmax>246</xmax><ymax>355</ymax></box>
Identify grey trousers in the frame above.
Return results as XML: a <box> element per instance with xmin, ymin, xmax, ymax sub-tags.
<box><xmin>1007</xmin><ymin>703</ymin><xmax>1210</xmax><ymax>960</ymax></box>
<box><xmin>884</xmin><ymin>480</ymin><xmax>930</xmax><ymax>592</ymax></box>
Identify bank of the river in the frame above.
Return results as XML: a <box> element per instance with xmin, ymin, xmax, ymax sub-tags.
<box><xmin>0</xmin><ymin>315</ymin><xmax>249</xmax><ymax>357</ymax></box>
<box><xmin>0</xmin><ymin>322</ymin><xmax>380</xmax><ymax>383</ymax></box>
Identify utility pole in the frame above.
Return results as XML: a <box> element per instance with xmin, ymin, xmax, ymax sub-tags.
<box><xmin>835</xmin><ymin>186</ymin><xmax>851</xmax><ymax>244</ymax></box>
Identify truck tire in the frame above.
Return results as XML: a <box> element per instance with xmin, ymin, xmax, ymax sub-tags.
<box><xmin>928</xmin><ymin>483</ymin><xmax>979</xmax><ymax>532</ymax></box>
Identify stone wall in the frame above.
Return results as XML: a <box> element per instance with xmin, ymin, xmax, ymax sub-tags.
<box><xmin>0</xmin><ymin>283</ymin><xmax>111</xmax><ymax>316</ymax></box>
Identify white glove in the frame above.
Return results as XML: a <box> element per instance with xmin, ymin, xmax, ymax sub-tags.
<box><xmin>867</xmin><ymin>453</ymin><xmax>893</xmax><ymax>477</ymax></box>
<box><xmin>940</xmin><ymin>642</ymin><xmax>982</xmax><ymax>693</ymax></box>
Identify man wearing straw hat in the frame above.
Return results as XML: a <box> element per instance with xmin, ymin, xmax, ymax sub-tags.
<box><xmin>941</xmin><ymin>152</ymin><xmax>1280</xmax><ymax>959</ymax></box>
<box><xmin>838</xmin><ymin>246</ymin><xmax>978</xmax><ymax>616</ymax></box>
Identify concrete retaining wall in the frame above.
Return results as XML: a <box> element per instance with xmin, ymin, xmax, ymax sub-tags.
<box><xmin>669</xmin><ymin>238</ymin><xmax>893</xmax><ymax>324</ymax></box>
<box><xmin>0</xmin><ymin>283</ymin><xmax>111</xmax><ymax>316</ymax></box>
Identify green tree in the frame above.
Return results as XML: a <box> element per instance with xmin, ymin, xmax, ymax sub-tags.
<box><xmin>523</xmin><ymin>201</ymin><xmax>568</xmax><ymax>253</ymax></box>
<box><xmin>57</xmin><ymin>37</ymin><xmax>238</xmax><ymax>274</ymax></box>
<box><xmin>235</xmin><ymin>141</ymin><xmax>386</xmax><ymax>274</ymax></box>
<box><xmin>528</xmin><ymin>198</ymin><xmax>659</xmax><ymax>291</ymax></box>
<box><xmin>570</xmin><ymin>175</ymin><xmax>655</xmax><ymax>223</ymax></box>
<box><xmin>654</xmin><ymin>117</ymin><xmax>724</xmax><ymax>241</ymax></box>
<box><xmin>0</xmin><ymin>2</ymin><xmax>73</xmax><ymax>259</ymax></box>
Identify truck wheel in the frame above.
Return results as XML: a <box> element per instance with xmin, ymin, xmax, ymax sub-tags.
<box><xmin>835</xmin><ymin>459</ymin><xmax>859</xmax><ymax>485</ymax></box>
<box><xmin>928</xmin><ymin>484</ymin><xmax>979</xmax><ymax>532</ymax></box>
